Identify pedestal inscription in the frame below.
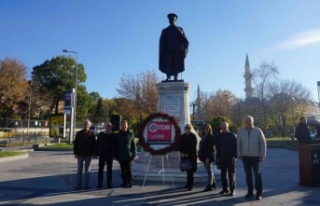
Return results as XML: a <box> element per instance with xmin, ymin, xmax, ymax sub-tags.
<box><xmin>164</xmin><ymin>95</ymin><xmax>181</xmax><ymax>119</ymax></box>
<box><xmin>156</xmin><ymin>81</ymin><xmax>190</xmax><ymax>133</ymax></box>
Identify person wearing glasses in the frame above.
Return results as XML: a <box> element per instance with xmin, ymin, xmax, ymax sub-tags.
<box><xmin>96</xmin><ymin>122</ymin><xmax>116</xmax><ymax>189</ymax></box>
<box><xmin>237</xmin><ymin>115</ymin><xmax>266</xmax><ymax>200</ymax></box>
<box><xmin>198</xmin><ymin>124</ymin><xmax>217</xmax><ymax>192</ymax></box>
<box><xmin>216</xmin><ymin>122</ymin><xmax>237</xmax><ymax>196</ymax></box>
<box><xmin>74</xmin><ymin>119</ymin><xmax>97</xmax><ymax>190</ymax></box>
<box><xmin>179</xmin><ymin>124</ymin><xmax>198</xmax><ymax>191</ymax></box>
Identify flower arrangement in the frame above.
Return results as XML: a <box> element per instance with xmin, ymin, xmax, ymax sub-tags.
<box><xmin>138</xmin><ymin>112</ymin><xmax>181</xmax><ymax>156</ymax></box>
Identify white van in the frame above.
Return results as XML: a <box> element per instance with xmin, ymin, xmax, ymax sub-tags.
<box><xmin>90</xmin><ymin>125</ymin><xmax>104</xmax><ymax>135</ymax></box>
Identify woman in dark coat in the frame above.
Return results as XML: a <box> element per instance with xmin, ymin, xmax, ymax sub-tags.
<box><xmin>179</xmin><ymin>124</ymin><xmax>198</xmax><ymax>191</ymax></box>
<box><xmin>198</xmin><ymin>124</ymin><xmax>217</xmax><ymax>192</ymax></box>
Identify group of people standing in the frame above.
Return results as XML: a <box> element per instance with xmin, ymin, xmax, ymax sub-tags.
<box><xmin>73</xmin><ymin>119</ymin><xmax>136</xmax><ymax>190</ymax></box>
<box><xmin>73</xmin><ymin>115</ymin><xmax>267</xmax><ymax>201</ymax></box>
<box><xmin>179</xmin><ymin>115</ymin><xmax>267</xmax><ymax>201</ymax></box>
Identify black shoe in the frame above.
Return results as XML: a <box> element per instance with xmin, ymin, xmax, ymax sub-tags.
<box><xmin>245</xmin><ymin>192</ymin><xmax>254</xmax><ymax>199</ymax></box>
<box><xmin>256</xmin><ymin>195</ymin><xmax>262</xmax><ymax>200</ymax></box>
<box><xmin>212</xmin><ymin>182</ymin><xmax>217</xmax><ymax>190</ymax></box>
<box><xmin>187</xmin><ymin>186</ymin><xmax>193</xmax><ymax>191</ymax></box>
<box><xmin>74</xmin><ymin>186</ymin><xmax>81</xmax><ymax>191</ymax></box>
<box><xmin>202</xmin><ymin>185</ymin><xmax>212</xmax><ymax>192</ymax></box>
<box><xmin>184</xmin><ymin>184</ymin><xmax>189</xmax><ymax>189</ymax></box>
<box><xmin>166</xmin><ymin>74</ymin><xmax>170</xmax><ymax>81</ymax></box>
<box><xmin>97</xmin><ymin>185</ymin><xmax>102</xmax><ymax>190</ymax></box>
<box><xmin>229</xmin><ymin>190</ymin><xmax>235</xmax><ymax>196</ymax></box>
<box><xmin>219</xmin><ymin>189</ymin><xmax>229</xmax><ymax>194</ymax></box>
<box><xmin>107</xmin><ymin>184</ymin><xmax>113</xmax><ymax>189</ymax></box>
<box><xmin>84</xmin><ymin>186</ymin><xmax>91</xmax><ymax>190</ymax></box>
<box><xmin>120</xmin><ymin>183</ymin><xmax>127</xmax><ymax>188</ymax></box>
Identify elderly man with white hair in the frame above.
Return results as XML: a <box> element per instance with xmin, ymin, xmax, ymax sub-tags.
<box><xmin>237</xmin><ymin>115</ymin><xmax>266</xmax><ymax>200</ymax></box>
<box><xmin>73</xmin><ymin>119</ymin><xmax>97</xmax><ymax>190</ymax></box>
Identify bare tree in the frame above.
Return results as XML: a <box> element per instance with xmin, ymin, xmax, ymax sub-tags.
<box><xmin>252</xmin><ymin>61</ymin><xmax>279</xmax><ymax>125</ymax></box>
<box><xmin>116</xmin><ymin>70</ymin><xmax>159</xmax><ymax>123</ymax></box>
<box><xmin>102</xmin><ymin>98</ymin><xmax>118</xmax><ymax>121</ymax></box>
<box><xmin>231</xmin><ymin>98</ymin><xmax>245</xmax><ymax>129</ymax></box>
<box><xmin>22</xmin><ymin>81</ymin><xmax>53</xmax><ymax>120</ymax></box>
<box><xmin>267</xmin><ymin>79</ymin><xmax>312</xmax><ymax>136</ymax></box>
<box><xmin>202</xmin><ymin>89</ymin><xmax>236</xmax><ymax>121</ymax></box>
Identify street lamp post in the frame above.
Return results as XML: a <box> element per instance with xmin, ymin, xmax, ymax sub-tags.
<box><xmin>190</xmin><ymin>102</ymin><xmax>196</xmax><ymax>124</ymax></box>
<box><xmin>63</xmin><ymin>49</ymin><xmax>78</xmax><ymax>144</ymax></box>
<box><xmin>27</xmin><ymin>84</ymin><xmax>32</xmax><ymax>134</ymax></box>
<box><xmin>225</xmin><ymin>94</ymin><xmax>229</xmax><ymax>117</ymax></box>
<box><xmin>317</xmin><ymin>81</ymin><xmax>320</xmax><ymax>108</ymax></box>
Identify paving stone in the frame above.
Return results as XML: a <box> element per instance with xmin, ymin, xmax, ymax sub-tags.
<box><xmin>0</xmin><ymin>149</ymin><xmax>319</xmax><ymax>205</ymax></box>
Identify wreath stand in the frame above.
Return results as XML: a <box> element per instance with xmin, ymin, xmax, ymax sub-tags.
<box><xmin>142</xmin><ymin>153</ymin><xmax>175</xmax><ymax>190</ymax></box>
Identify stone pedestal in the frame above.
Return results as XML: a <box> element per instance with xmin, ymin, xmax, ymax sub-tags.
<box><xmin>156</xmin><ymin>81</ymin><xmax>190</xmax><ymax>134</ymax></box>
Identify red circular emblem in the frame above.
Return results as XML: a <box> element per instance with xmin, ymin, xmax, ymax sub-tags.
<box><xmin>138</xmin><ymin>112</ymin><xmax>181</xmax><ymax>156</ymax></box>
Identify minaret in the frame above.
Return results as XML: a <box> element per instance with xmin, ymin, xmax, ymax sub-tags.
<box><xmin>244</xmin><ymin>54</ymin><xmax>253</xmax><ymax>98</ymax></box>
<box><xmin>195</xmin><ymin>84</ymin><xmax>201</xmax><ymax>119</ymax></box>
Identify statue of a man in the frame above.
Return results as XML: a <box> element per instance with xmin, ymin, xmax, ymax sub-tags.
<box><xmin>159</xmin><ymin>13</ymin><xmax>189</xmax><ymax>81</ymax></box>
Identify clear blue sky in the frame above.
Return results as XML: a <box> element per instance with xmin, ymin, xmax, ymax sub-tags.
<box><xmin>1</xmin><ymin>0</ymin><xmax>320</xmax><ymax>102</ymax></box>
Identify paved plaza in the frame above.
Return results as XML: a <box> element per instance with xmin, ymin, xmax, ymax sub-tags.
<box><xmin>0</xmin><ymin>148</ymin><xmax>319</xmax><ymax>206</ymax></box>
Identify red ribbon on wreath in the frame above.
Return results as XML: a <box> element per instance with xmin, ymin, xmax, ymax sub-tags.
<box><xmin>138</xmin><ymin>112</ymin><xmax>181</xmax><ymax>156</ymax></box>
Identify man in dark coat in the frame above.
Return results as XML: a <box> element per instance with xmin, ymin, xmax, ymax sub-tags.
<box><xmin>96</xmin><ymin>122</ymin><xmax>116</xmax><ymax>189</ymax></box>
<box><xmin>216</xmin><ymin>122</ymin><xmax>237</xmax><ymax>196</ymax></box>
<box><xmin>295</xmin><ymin>117</ymin><xmax>311</xmax><ymax>144</ymax></box>
<box><xmin>159</xmin><ymin>13</ymin><xmax>189</xmax><ymax>81</ymax></box>
<box><xmin>74</xmin><ymin>119</ymin><xmax>97</xmax><ymax>190</ymax></box>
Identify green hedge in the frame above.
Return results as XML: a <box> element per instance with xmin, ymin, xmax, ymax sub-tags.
<box><xmin>266</xmin><ymin>137</ymin><xmax>298</xmax><ymax>149</ymax></box>
<box><xmin>0</xmin><ymin>151</ymin><xmax>25</xmax><ymax>158</ymax></box>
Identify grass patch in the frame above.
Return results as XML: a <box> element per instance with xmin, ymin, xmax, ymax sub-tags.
<box><xmin>266</xmin><ymin>137</ymin><xmax>298</xmax><ymax>149</ymax></box>
<box><xmin>43</xmin><ymin>143</ymin><xmax>73</xmax><ymax>150</ymax></box>
<box><xmin>0</xmin><ymin>151</ymin><xmax>26</xmax><ymax>158</ymax></box>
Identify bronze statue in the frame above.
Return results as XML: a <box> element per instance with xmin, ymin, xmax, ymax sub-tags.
<box><xmin>159</xmin><ymin>13</ymin><xmax>189</xmax><ymax>82</ymax></box>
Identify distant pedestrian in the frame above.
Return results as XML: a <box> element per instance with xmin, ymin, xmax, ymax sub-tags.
<box><xmin>295</xmin><ymin>117</ymin><xmax>311</xmax><ymax>144</ymax></box>
<box><xmin>179</xmin><ymin>124</ymin><xmax>198</xmax><ymax>191</ymax></box>
<box><xmin>216</xmin><ymin>122</ymin><xmax>237</xmax><ymax>196</ymax></box>
<box><xmin>96</xmin><ymin>122</ymin><xmax>116</xmax><ymax>189</ymax></box>
<box><xmin>74</xmin><ymin>119</ymin><xmax>97</xmax><ymax>190</ymax></box>
<box><xmin>198</xmin><ymin>124</ymin><xmax>217</xmax><ymax>192</ymax></box>
<box><xmin>237</xmin><ymin>115</ymin><xmax>266</xmax><ymax>200</ymax></box>
<box><xmin>116</xmin><ymin>120</ymin><xmax>137</xmax><ymax>188</ymax></box>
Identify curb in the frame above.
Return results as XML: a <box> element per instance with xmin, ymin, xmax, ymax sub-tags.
<box><xmin>35</xmin><ymin>148</ymin><xmax>72</xmax><ymax>151</ymax></box>
<box><xmin>0</xmin><ymin>153</ymin><xmax>29</xmax><ymax>163</ymax></box>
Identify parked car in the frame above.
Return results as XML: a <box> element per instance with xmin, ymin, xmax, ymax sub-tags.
<box><xmin>90</xmin><ymin>125</ymin><xmax>104</xmax><ymax>135</ymax></box>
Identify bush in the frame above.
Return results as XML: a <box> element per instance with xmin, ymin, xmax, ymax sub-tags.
<box><xmin>42</xmin><ymin>143</ymin><xmax>73</xmax><ymax>150</ymax></box>
<box><xmin>0</xmin><ymin>130</ymin><xmax>17</xmax><ymax>138</ymax></box>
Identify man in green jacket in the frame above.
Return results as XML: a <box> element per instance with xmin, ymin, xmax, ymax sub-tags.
<box><xmin>116</xmin><ymin>120</ymin><xmax>136</xmax><ymax>188</ymax></box>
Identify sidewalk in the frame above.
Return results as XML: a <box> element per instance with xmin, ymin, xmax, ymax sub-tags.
<box><xmin>0</xmin><ymin>149</ymin><xmax>319</xmax><ymax>205</ymax></box>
